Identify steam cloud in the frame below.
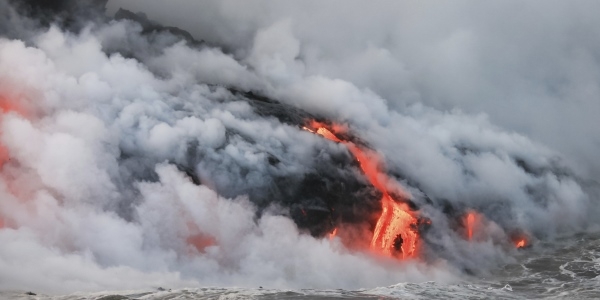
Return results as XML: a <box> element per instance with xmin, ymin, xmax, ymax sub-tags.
<box><xmin>0</xmin><ymin>0</ymin><xmax>599</xmax><ymax>294</ymax></box>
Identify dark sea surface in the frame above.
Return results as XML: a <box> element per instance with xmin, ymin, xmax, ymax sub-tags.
<box><xmin>3</xmin><ymin>232</ymin><xmax>599</xmax><ymax>300</ymax></box>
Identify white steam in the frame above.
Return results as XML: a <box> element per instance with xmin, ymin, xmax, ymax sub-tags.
<box><xmin>107</xmin><ymin>0</ymin><xmax>600</xmax><ymax>179</ymax></box>
<box><xmin>0</xmin><ymin>0</ymin><xmax>598</xmax><ymax>294</ymax></box>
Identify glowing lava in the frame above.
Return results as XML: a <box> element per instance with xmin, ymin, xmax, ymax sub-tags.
<box><xmin>464</xmin><ymin>211</ymin><xmax>483</xmax><ymax>241</ymax></box>
<box><xmin>304</xmin><ymin>121</ymin><xmax>419</xmax><ymax>258</ymax></box>
<box><xmin>466</xmin><ymin>213</ymin><xmax>475</xmax><ymax>240</ymax></box>
<box><xmin>371</xmin><ymin>195</ymin><xmax>418</xmax><ymax>258</ymax></box>
<box><xmin>512</xmin><ymin>234</ymin><xmax>529</xmax><ymax>249</ymax></box>
<box><xmin>187</xmin><ymin>233</ymin><xmax>216</xmax><ymax>253</ymax></box>
<box><xmin>0</xmin><ymin>96</ymin><xmax>28</xmax><ymax>167</ymax></box>
<box><xmin>329</xmin><ymin>228</ymin><xmax>338</xmax><ymax>240</ymax></box>
<box><xmin>463</xmin><ymin>210</ymin><xmax>530</xmax><ymax>249</ymax></box>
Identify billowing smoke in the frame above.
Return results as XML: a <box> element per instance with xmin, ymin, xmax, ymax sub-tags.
<box><xmin>0</xmin><ymin>0</ymin><xmax>598</xmax><ymax>294</ymax></box>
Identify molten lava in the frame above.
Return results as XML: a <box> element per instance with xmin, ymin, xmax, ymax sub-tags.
<box><xmin>466</xmin><ymin>213</ymin><xmax>475</xmax><ymax>240</ymax></box>
<box><xmin>187</xmin><ymin>233</ymin><xmax>216</xmax><ymax>253</ymax></box>
<box><xmin>512</xmin><ymin>234</ymin><xmax>530</xmax><ymax>249</ymax></box>
<box><xmin>464</xmin><ymin>211</ymin><xmax>483</xmax><ymax>241</ymax></box>
<box><xmin>463</xmin><ymin>210</ymin><xmax>530</xmax><ymax>249</ymax></box>
<box><xmin>329</xmin><ymin>228</ymin><xmax>338</xmax><ymax>240</ymax></box>
<box><xmin>186</xmin><ymin>222</ymin><xmax>216</xmax><ymax>254</ymax></box>
<box><xmin>371</xmin><ymin>195</ymin><xmax>418</xmax><ymax>257</ymax></box>
<box><xmin>0</xmin><ymin>96</ymin><xmax>28</xmax><ymax>167</ymax></box>
<box><xmin>303</xmin><ymin>121</ymin><xmax>419</xmax><ymax>258</ymax></box>
<box><xmin>316</xmin><ymin>127</ymin><xmax>341</xmax><ymax>143</ymax></box>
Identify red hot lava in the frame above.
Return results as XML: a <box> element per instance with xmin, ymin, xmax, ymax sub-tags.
<box><xmin>463</xmin><ymin>210</ymin><xmax>530</xmax><ymax>249</ymax></box>
<box><xmin>0</xmin><ymin>96</ymin><xmax>29</xmax><ymax>167</ymax></box>
<box><xmin>511</xmin><ymin>233</ymin><xmax>530</xmax><ymax>249</ymax></box>
<box><xmin>464</xmin><ymin>211</ymin><xmax>483</xmax><ymax>241</ymax></box>
<box><xmin>328</xmin><ymin>228</ymin><xmax>338</xmax><ymax>240</ymax></box>
<box><xmin>466</xmin><ymin>213</ymin><xmax>475</xmax><ymax>240</ymax></box>
<box><xmin>303</xmin><ymin>121</ymin><xmax>419</xmax><ymax>259</ymax></box>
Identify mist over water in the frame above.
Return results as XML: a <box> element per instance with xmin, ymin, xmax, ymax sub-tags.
<box><xmin>0</xmin><ymin>0</ymin><xmax>599</xmax><ymax>298</ymax></box>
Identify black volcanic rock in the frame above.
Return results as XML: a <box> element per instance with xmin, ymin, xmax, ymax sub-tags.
<box><xmin>114</xmin><ymin>8</ymin><xmax>203</xmax><ymax>47</ymax></box>
<box><xmin>234</xmin><ymin>90</ymin><xmax>318</xmax><ymax>126</ymax></box>
<box><xmin>8</xmin><ymin>0</ymin><xmax>108</xmax><ymax>30</ymax></box>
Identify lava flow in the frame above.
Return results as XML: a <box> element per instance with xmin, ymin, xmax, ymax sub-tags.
<box><xmin>463</xmin><ymin>210</ymin><xmax>530</xmax><ymax>249</ymax></box>
<box><xmin>303</xmin><ymin>121</ymin><xmax>419</xmax><ymax>259</ymax></box>
<box><xmin>1</xmin><ymin>96</ymin><xmax>30</xmax><ymax>166</ymax></box>
<box><xmin>0</xmin><ymin>98</ymin><xmax>17</xmax><ymax>167</ymax></box>
<box><xmin>464</xmin><ymin>211</ymin><xmax>482</xmax><ymax>241</ymax></box>
<box><xmin>466</xmin><ymin>213</ymin><xmax>475</xmax><ymax>240</ymax></box>
<box><xmin>512</xmin><ymin>234</ymin><xmax>529</xmax><ymax>249</ymax></box>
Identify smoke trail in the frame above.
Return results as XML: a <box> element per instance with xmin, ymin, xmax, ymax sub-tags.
<box><xmin>0</xmin><ymin>0</ymin><xmax>598</xmax><ymax>294</ymax></box>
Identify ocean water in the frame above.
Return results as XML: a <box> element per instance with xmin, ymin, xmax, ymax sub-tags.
<box><xmin>3</xmin><ymin>232</ymin><xmax>599</xmax><ymax>300</ymax></box>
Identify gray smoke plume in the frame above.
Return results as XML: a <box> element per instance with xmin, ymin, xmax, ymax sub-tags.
<box><xmin>0</xmin><ymin>0</ymin><xmax>598</xmax><ymax>294</ymax></box>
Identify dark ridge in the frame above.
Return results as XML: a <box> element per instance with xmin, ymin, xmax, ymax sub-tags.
<box><xmin>8</xmin><ymin>0</ymin><xmax>108</xmax><ymax>30</ymax></box>
<box><xmin>96</xmin><ymin>296</ymin><xmax>130</xmax><ymax>300</ymax></box>
<box><xmin>234</xmin><ymin>90</ymin><xmax>318</xmax><ymax>126</ymax></box>
<box><xmin>235</xmin><ymin>89</ymin><xmax>369</xmax><ymax>146</ymax></box>
<box><xmin>513</xmin><ymin>156</ymin><xmax>575</xmax><ymax>181</ymax></box>
<box><xmin>514</xmin><ymin>157</ymin><xmax>539</xmax><ymax>176</ymax></box>
<box><xmin>177</xmin><ymin>165</ymin><xmax>201</xmax><ymax>186</ymax></box>
<box><xmin>455</xmin><ymin>144</ymin><xmax>481</xmax><ymax>156</ymax></box>
<box><xmin>114</xmin><ymin>8</ymin><xmax>204</xmax><ymax>48</ymax></box>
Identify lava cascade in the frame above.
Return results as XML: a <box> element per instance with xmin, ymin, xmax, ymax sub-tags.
<box><xmin>304</xmin><ymin>121</ymin><xmax>419</xmax><ymax>259</ymax></box>
<box><xmin>464</xmin><ymin>211</ymin><xmax>483</xmax><ymax>241</ymax></box>
<box><xmin>466</xmin><ymin>212</ymin><xmax>475</xmax><ymax>240</ymax></box>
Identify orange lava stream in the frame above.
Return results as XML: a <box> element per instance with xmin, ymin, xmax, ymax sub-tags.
<box><xmin>304</xmin><ymin>122</ymin><xmax>419</xmax><ymax>258</ymax></box>
<box><xmin>316</xmin><ymin>127</ymin><xmax>341</xmax><ymax>143</ymax></box>
<box><xmin>370</xmin><ymin>195</ymin><xmax>418</xmax><ymax>257</ymax></box>
<box><xmin>515</xmin><ymin>239</ymin><xmax>526</xmax><ymax>248</ymax></box>
<box><xmin>466</xmin><ymin>212</ymin><xmax>476</xmax><ymax>240</ymax></box>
